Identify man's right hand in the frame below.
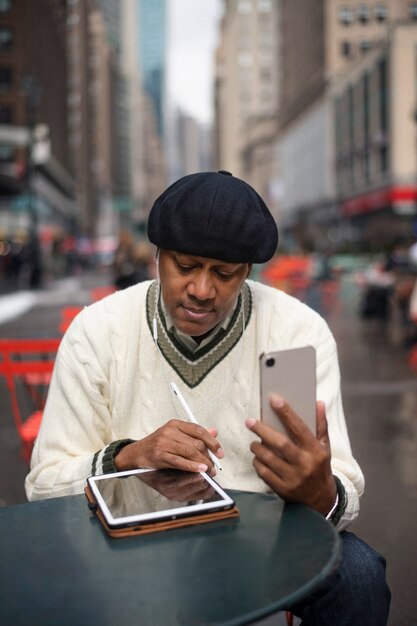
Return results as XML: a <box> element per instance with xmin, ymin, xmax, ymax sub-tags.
<box><xmin>114</xmin><ymin>419</ymin><xmax>224</xmax><ymax>476</ymax></box>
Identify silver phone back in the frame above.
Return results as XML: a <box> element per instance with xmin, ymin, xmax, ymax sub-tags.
<box><xmin>260</xmin><ymin>346</ymin><xmax>316</xmax><ymax>434</ymax></box>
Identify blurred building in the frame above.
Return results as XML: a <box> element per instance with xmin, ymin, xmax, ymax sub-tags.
<box><xmin>97</xmin><ymin>0</ymin><xmax>136</xmax><ymax>221</ymax></box>
<box><xmin>66</xmin><ymin>0</ymin><xmax>149</xmax><ymax>239</ymax></box>
<box><xmin>277</xmin><ymin>0</ymin><xmax>417</xmax><ymax>251</ymax></box>
<box><xmin>135</xmin><ymin>0</ymin><xmax>167</xmax><ymax>222</ymax></box>
<box><xmin>168</xmin><ymin>108</ymin><xmax>214</xmax><ymax>182</ymax></box>
<box><xmin>121</xmin><ymin>0</ymin><xmax>145</xmax><ymax>233</ymax></box>
<box><xmin>277</xmin><ymin>0</ymin><xmax>330</xmax><ymax>248</ymax></box>
<box><xmin>0</xmin><ymin>0</ymin><xmax>173</xmax><ymax>275</ymax></box>
<box><xmin>214</xmin><ymin>0</ymin><xmax>417</xmax><ymax>252</ymax></box>
<box><xmin>334</xmin><ymin>22</ymin><xmax>417</xmax><ymax>250</ymax></box>
<box><xmin>66</xmin><ymin>0</ymin><xmax>113</xmax><ymax>238</ymax></box>
<box><xmin>214</xmin><ymin>0</ymin><xmax>280</xmax><ymax>219</ymax></box>
<box><xmin>138</xmin><ymin>0</ymin><xmax>166</xmax><ymax>137</ymax></box>
<box><xmin>0</xmin><ymin>0</ymin><xmax>75</xmax><ymax>241</ymax></box>
<box><xmin>172</xmin><ymin>109</ymin><xmax>200</xmax><ymax>180</ymax></box>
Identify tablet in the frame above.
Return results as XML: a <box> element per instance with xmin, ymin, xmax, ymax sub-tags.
<box><xmin>87</xmin><ymin>468</ymin><xmax>235</xmax><ymax>529</ymax></box>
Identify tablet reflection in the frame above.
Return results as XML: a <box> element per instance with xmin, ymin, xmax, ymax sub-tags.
<box><xmin>96</xmin><ymin>470</ymin><xmax>217</xmax><ymax>519</ymax></box>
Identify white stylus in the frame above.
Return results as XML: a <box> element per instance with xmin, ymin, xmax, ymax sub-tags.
<box><xmin>169</xmin><ymin>381</ymin><xmax>222</xmax><ymax>470</ymax></box>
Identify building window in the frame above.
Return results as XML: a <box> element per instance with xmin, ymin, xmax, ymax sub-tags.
<box><xmin>0</xmin><ymin>26</ymin><xmax>13</xmax><ymax>51</ymax></box>
<box><xmin>363</xmin><ymin>73</ymin><xmax>370</xmax><ymax>182</ymax></box>
<box><xmin>357</xmin><ymin>5</ymin><xmax>370</xmax><ymax>23</ymax></box>
<box><xmin>238</xmin><ymin>33</ymin><xmax>251</xmax><ymax>50</ymax></box>
<box><xmin>360</xmin><ymin>40</ymin><xmax>372</xmax><ymax>53</ymax></box>
<box><xmin>237</xmin><ymin>51</ymin><xmax>253</xmax><ymax>67</ymax></box>
<box><xmin>341</xmin><ymin>41</ymin><xmax>352</xmax><ymax>58</ymax></box>
<box><xmin>260</xmin><ymin>87</ymin><xmax>272</xmax><ymax>101</ymax></box>
<box><xmin>378</xmin><ymin>57</ymin><xmax>389</xmax><ymax>172</ymax></box>
<box><xmin>374</xmin><ymin>4</ymin><xmax>387</xmax><ymax>21</ymax></box>
<box><xmin>348</xmin><ymin>86</ymin><xmax>355</xmax><ymax>185</ymax></box>
<box><xmin>0</xmin><ymin>105</ymin><xmax>13</xmax><ymax>123</ymax></box>
<box><xmin>260</xmin><ymin>66</ymin><xmax>272</xmax><ymax>81</ymax></box>
<box><xmin>0</xmin><ymin>0</ymin><xmax>12</xmax><ymax>12</ymax></box>
<box><xmin>379</xmin><ymin>58</ymin><xmax>388</xmax><ymax>131</ymax></box>
<box><xmin>238</xmin><ymin>0</ymin><xmax>252</xmax><ymax>14</ymax></box>
<box><xmin>258</xmin><ymin>0</ymin><xmax>272</xmax><ymax>12</ymax></box>
<box><xmin>68</xmin><ymin>111</ymin><xmax>81</xmax><ymax>129</ymax></box>
<box><xmin>67</xmin><ymin>91</ymin><xmax>81</xmax><ymax>107</ymax></box>
<box><xmin>259</xmin><ymin>50</ymin><xmax>272</xmax><ymax>63</ymax></box>
<box><xmin>339</xmin><ymin>7</ymin><xmax>354</xmax><ymax>24</ymax></box>
<box><xmin>0</xmin><ymin>66</ymin><xmax>12</xmax><ymax>90</ymax></box>
<box><xmin>410</xmin><ymin>4</ymin><xmax>417</xmax><ymax>20</ymax></box>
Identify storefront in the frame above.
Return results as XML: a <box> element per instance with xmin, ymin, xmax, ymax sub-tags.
<box><xmin>340</xmin><ymin>185</ymin><xmax>417</xmax><ymax>250</ymax></box>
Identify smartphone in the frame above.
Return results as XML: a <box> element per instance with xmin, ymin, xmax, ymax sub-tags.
<box><xmin>259</xmin><ymin>345</ymin><xmax>316</xmax><ymax>434</ymax></box>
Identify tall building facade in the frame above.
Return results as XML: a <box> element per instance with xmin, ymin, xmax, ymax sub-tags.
<box><xmin>333</xmin><ymin>23</ymin><xmax>417</xmax><ymax>249</ymax></box>
<box><xmin>0</xmin><ymin>0</ymin><xmax>74</xmax><ymax>239</ymax></box>
<box><xmin>66</xmin><ymin>0</ymin><xmax>144</xmax><ymax>237</ymax></box>
<box><xmin>137</xmin><ymin>0</ymin><xmax>166</xmax><ymax>137</ymax></box>
<box><xmin>169</xmin><ymin>108</ymin><xmax>214</xmax><ymax>182</ymax></box>
<box><xmin>326</xmin><ymin>1</ymin><xmax>411</xmax><ymax>76</ymax></box>
<box><xmin>96</xmin><ymin>0</ymin><xmax>135</xmax><ymax>221</ymax></box>
<box><xmin>277</xmin><ymin>0</ymin><xmax>417</xmax><ymax>250</ymax></box>
<box><xmin>215</xmin><ymin>0</ymin><xmax>280</xmax><ymax>195</ymax></box>
<box><xmin>66</xmin><ymin>0</ymin><xmax>116</xmax><ymax>237</ymax></box>
<box><xmin>0</xmin><ymin>0</ymin><xmax>169</xmax><ymax>266</ymax></box>
<box><xmin>135</xmin><ymin>0</ymin><xmax>167</xmax><ymax>218</ymax></box>
<box><xmin>277</xmin><ymin>0</ymin><xmax>330</xmax><ymax>245</ymax></box>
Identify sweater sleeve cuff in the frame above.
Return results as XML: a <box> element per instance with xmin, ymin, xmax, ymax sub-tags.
<box><xmin>328</xmin><ymin>475</ymin><xmax>347</xmax><ymax>527</ymax></box>
<box><xmin>91</xmin><ymin>439</ymin><xmax>136</xmax><ymax>475</ymax></box>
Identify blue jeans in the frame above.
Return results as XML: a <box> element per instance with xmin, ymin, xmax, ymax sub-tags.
<box><xmin>287</xmin><ymin>531</ymin><xmax>391</xmax><ymax>626</ymax></box>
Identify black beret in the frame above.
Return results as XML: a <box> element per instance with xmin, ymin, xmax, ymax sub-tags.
<box><xmin>147</xmin><ymin>171</ymin><xmax>278</xmax><ymax>264</ymax></box>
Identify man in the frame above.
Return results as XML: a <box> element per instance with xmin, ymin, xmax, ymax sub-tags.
<box><xmin>26</xmin><ymin>171</ymin><xmax>390</xmax><ymax>624</ymax></box>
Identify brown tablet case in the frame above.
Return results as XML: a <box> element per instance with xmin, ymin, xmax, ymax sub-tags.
<box><xmin>84</xmin><ymin>485</ymin><xmax>240</xmax><ymax>538</ymax></box>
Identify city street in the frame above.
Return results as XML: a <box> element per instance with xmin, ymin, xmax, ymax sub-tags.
<box><xmin>0</xmin><ymin>272</ymin><xmax>416</xmax><ymax>625</ymax></box>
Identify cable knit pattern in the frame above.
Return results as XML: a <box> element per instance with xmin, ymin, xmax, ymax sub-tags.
<box><xmin>25</xmin><ymin>279</ymin><xmax>364</xmax><ymax>530</ymax></box>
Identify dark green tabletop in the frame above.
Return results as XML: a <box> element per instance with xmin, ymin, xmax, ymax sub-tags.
<box><xmin>0</xmin><ymin>490</ymin><xmax>340</xmax><ymax>626</ymax></box>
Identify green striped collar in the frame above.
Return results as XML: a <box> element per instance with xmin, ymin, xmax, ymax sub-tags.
<box><xmin>146</xmin><ymin>281</ymin><xmax>252</xmax><ymax>388</ymax></box>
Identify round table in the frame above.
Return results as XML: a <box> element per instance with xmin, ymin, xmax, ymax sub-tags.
<box><xmin>0</xmin><ymin>490</ymin><xmax>340</xmax><ymax>625</ymax></box>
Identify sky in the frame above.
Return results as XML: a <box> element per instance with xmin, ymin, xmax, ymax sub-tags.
<box><xmin>167</xmin><ymin>0</ymin><xmax>223</xmax><ymax>124</ymax></box>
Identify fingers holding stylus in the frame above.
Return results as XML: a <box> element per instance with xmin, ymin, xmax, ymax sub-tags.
<box><xmin>114</xmin><ymin>419</ymin><xmax>224</xmax><ymax>476</ymax></box>
<box><xmin>161</xmin><ymin>421</ymin><xmax>223</xmax><ymax>475</ymax></box>
<box><xmin>170</xmin><ymin>382</ymin><xmax>224</xmax><ymax>472</ymax></box>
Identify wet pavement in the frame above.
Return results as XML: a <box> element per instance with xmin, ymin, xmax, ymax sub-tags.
<box><xmin>329</xmin><ymin>286</ymin><xmax>417</xmax><ymax>626</ymax></box>
<box><xmin>0</xmin><ymin>273</ymin><xmax>416</xmax><ymax>625</ymax></box>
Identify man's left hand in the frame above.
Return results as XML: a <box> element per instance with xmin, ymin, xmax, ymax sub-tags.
<box><xmin>246</xmin><ymin>394</ymin><xmax>337</xmax><ymax>516</ymax></box>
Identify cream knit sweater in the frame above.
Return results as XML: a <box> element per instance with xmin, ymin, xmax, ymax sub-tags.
<box><xmin>25</xmin><ymin>279</ymin><xmax>364</xmax><ymax>529</ymax></box>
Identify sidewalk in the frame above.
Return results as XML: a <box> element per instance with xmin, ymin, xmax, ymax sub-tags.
<box><xmin>0</xmin><ymin>269</ymin><xmax>113</xmax><ymax>327</ymax></box>
<box><xmin>0</xmin><ymin>291</ymin><xmax>37</xmax><ymax>325</ymax></box>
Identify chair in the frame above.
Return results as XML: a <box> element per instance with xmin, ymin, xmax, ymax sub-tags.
<box><xmin>59</xmin><ymin>305</ymin><xmax>83</xmax><ymax>334</ymax></box>
<box><xmin>90</xmin><ymin>285</ymin><xmax>116</xmax><ymax>302</ymax></box>
<box><xmin>408</xmin><ymin>343</ymin><xmax>417</xmax><ymax>373</ymax></box>
<box><xmin>0</xmin><ymin>338</ymin><xmax>61</xmax><ymax>462</ymax></box>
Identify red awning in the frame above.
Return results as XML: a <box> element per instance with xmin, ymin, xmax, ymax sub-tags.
<box><xmin>341</xmin><ymin>185</ymin><xmax>417</xmax><ymax>216</ymax></box>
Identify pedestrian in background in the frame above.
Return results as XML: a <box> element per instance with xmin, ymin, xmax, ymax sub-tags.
<box><xmin>113</xmin><ymin>229</ymin><xmax>142</xmax><ymax>290</ymax></box>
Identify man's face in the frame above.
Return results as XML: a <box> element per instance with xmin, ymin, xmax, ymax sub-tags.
<box><xmin>158</xmin><ymin>250</ymin><xmax>251</xmax><ymax>338</ymax></box>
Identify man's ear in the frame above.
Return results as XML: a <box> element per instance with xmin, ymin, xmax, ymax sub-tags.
<box><xmin>246</xmin><ymin>264</ymin><xmax>253</xmax><ymax>278</ymax></box>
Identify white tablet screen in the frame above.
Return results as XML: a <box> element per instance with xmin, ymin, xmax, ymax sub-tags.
<box><xmin>88</xmin><ymin>468</ymin><xmax>234</xmax><ymax>527</ymax></box>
